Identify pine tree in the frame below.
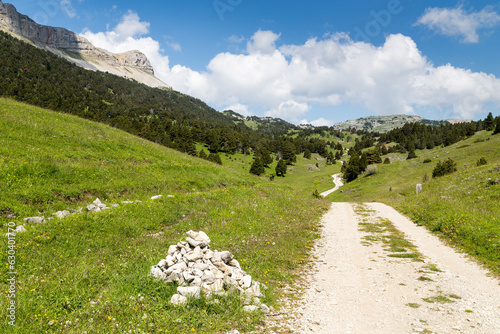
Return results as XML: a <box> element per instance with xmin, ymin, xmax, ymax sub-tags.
<box><xmin>275</xmin><ymin>159</ymin><xmax>287</xmax><ymax>177</ymax></box>
<box><xmin>259</xmin><ymin>148</ymin><xmax>273</xmax><ymax>166</ymax></box>
<box><xmin>207</xmin><ymin>153</ymin><xmax>222</xmax><ymax>165</ymax></box>
<box><xmin>250</xmin><ymin>157</ymin><xmax>265</xmax><ymax>176</ymax></box>
<box><xmin>282</xmin><ymin>142</ymin><xmax>297</xmax><ymax>165</ymax></box>
<box><xmin>199</xmin><ymin>149</ymin><xmax>208</xmax><ymax>160</ymax></box>
<box><xmin>484</xmin><ymin>112</ymin><xmax>495</xmax><ymax>131</ymax></box>
<box><xmin>359</xmin><ymin>153</ymin><xmax>368</xmax><ymax>172</ymax></box>
<box><xmin>407</xmin><ymin>149</ymin><xmax>417</xmax><ymax>160</ymax></box>
<box><xmin>343</xmin><ymin>154</ymin><xmax>360</xmax><ymax>182</ymax></box>
<box><xmin>493</xmin><ymin>117</ymin><xmax>500</xmax><ymax>135</ymax></box>
<box><xmin>303</xmin><ymin>149</ymin><xmax>311</xmax><ymax>159</ymax></box>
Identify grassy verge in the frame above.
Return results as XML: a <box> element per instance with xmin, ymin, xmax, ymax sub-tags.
<box><xmin>329</xmin><ymin>131</ymin><xmax>500</xmax><ymax>276</ymax></box>
<box><xmin>0</xmin><ymin>98</ymin><xmax>330</xmax><ymax>333</ymax></box>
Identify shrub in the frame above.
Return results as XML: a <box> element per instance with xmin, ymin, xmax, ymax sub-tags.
<box><xmin>366</xmin><ymin>165</ymin><xmax>377</xmax><ymax>175</ymax></box>
<box><xmin>476</xmin><ymin>157</ymin><xmax>487</xmax><ymax>166</ymax></box>
<box><xmin>312</xmin><ymin>189</ymin><xmax>321</xmax><ymax>198</ymax></box>
<box><xmin>432</xmin><ymin>158</ymin><xmax>457</xmax><ymax>178</ymax></box>
<box><xmin>423</xmin><ymin>158</ymin><xmax>432</xmax><ymax>163</ymax></box>
<box><xmin>407</xmin><ymin>150</ymin><xmax>417</xmax><ymax>160</ymax></box>
<box><xmin>383</xmin><ymin>158</ymin><xmax>391</xmax><ymax>164</ymax></box>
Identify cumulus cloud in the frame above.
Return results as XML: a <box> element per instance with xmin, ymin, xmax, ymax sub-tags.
<box><xmin>416</xmin><ymin>5</ymin><xmax>500</xmax><ymax>43</ymax></box>
<box><xmin>224</xmin><ymin>103</ymin><xmax>251</xmax><ymax>117</ymax></box>
<box><xmin>81</xmin><ymin>14</ymin><xmax>500</xmax><ymax>123</ymax></box>
<box><xmin>310</xmin><ymin>118</ymin><xmax>334</xmax><ymax>127</ymax></box>
<box><xmin>247</xmin><ymin>30</ymin><xmax>281</xmax><ymax>54</ymax></box>
<box><xmin>266</xmin><ymin>100</ymin><xmax>310</xmax><ymax>124</ymax></box>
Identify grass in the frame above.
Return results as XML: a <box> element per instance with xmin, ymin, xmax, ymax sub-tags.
<box><xmin>355</xmin><ymin>205</ymin><xmax>423</xmax><ymax>261</ymax></box>
<box><xmin>422</xmin><ymin>294</ymin><xmax>461</xmax><ymax>304</ymax></box>
<box><xmin>330</xmin><ymin>130</ymin><xmax>500</xmax><ymax>275</ymax></box>
<box><xmin>0</xmin><ymin>98</ymin><xmax>330</xmax><ymax>333</ymax></box>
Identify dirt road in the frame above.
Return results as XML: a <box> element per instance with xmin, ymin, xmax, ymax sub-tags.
<box><xmin>269</xmin><ymin>203</ymin><xmax>500</xmax><ymax>334</ymax></box>
<box><xmin>320</xmin><ymin>174</ymin><xmax>344</xmax><ymax>198</ymax></box>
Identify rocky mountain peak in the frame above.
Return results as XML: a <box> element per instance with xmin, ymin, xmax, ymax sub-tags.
<box><xmin>0</xmin><ymin>1</ymin><xmax>167</xmax><ymax>87</ymax></box>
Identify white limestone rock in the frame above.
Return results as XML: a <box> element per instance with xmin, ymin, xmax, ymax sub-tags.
<box><xmin>170</xmin><ymin>294</ymin><xmax>187</xmax><ymax>306</ymax></box>
<box><xmin>53</xmin><ymin>210</ymin><xmax>70</xmax><ymax>219</ymax></box>
<box><xmin>23</xmin><ymin>216</ymin><xmax>45</xmax><ymax>224</ymax></box>
<box><xmin>177</xmin><ymin>286</ymin><xmax>201</xmax><ymax>299</ymax></box>
<box><xmin>243</xmin><ymin>305</ymin><xmax>259</xmax><ymax>312</ymax></box>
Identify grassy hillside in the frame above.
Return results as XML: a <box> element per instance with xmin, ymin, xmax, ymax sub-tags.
<box><xmin>0</xmin><ymin>98</ymin><xmax>329</xmax><ymax>333</ymax></box>
<box><xmin>329</xmin><ymin>130</ymin><xmax>500</xmax><ymax>275</ymax></box>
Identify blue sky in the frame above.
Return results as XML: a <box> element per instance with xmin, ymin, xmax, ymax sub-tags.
<box><xmin>10</xmin><ymin>0</ymin><xmax>500</xmax><ymax>124</ymax></box>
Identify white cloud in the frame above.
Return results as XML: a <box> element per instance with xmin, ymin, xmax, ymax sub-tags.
<box><xmin>81</xmin><ymin>15</ymin><xmax>500</xmax><ymax>124</ymax></box>
<box><xmin>246</xmin><ymin>30</ymin><xmax>280</xmax><ymax>54</ymax></box>
<box><xmin>60</xmin><ymin>0</ymin><xmax>77</xmax><ymax>18</ymax></box>
<box><xmin>224</xmin><ymin>103</ymin><xmax>251</xmax><ymax>117</ymax></box>
<box><xmin>266</xmin><ymin>100</ymin><xmax>310</xmax><ymax>124</ymax></box>
<box><xmin>416</xmin><ymin>5</ymin><xmax>500</xmax><ymax>43</ymax></box>
<box><xmin>228</xmin><ymin>35</ymin><xmax>245</xmax><ymax>44</ymax></box>
<box><xmin>310</xmin><ymin>118</ymin><xmax>334</xmax><ymax>127</ymax></box>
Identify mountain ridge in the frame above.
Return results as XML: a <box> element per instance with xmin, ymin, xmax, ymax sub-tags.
<box><xmin>0</xmin><ymin>0</ymin><xmax>168</xmax><ymax>88</ymax></box>
<box><xmin>333</xmin><ymin>114</ymin><xmax>472</xmax><ymax>133</ymax></box>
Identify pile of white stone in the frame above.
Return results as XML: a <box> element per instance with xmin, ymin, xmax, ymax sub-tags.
<box><xmin>150</xmin><ymin>230</ymin><xmax>270</xmax><ymax>313</ymax></box>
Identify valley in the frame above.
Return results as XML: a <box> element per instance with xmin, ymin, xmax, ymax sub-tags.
<box><xmin>0</xmin><ymin>2</ymin><xmax>499</xmax><ymax>333</ymax></box>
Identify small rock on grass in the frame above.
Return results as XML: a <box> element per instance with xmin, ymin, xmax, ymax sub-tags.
<box><xmin>170</xmin><ymin>294</ymin><xmax>187</xmax><ymax>306</ymax></box>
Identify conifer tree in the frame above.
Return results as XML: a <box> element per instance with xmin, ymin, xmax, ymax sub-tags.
<box><xmin>303</xmin><ymin>149</ymin><xmax>311</xmax><ymax>159</ymax></box>
<box><xmin>199</xmin><ymin>149</ymin><xmax>208</xmax><ymax>160</ymax></box>
<box><xmin>259</xmin><ymin>148</ymin><xmax>273</xmax><ymax>166</ymax></box>
<box><xmin>493</xmin><ymin>118</ymin><xmax>500</xmax><ymax>135</ymax></box>
<box><xmin>207</xmin><ymin>153</ymin><xmax>222</xmax><ymax>165</ymax></box>
<box><xmin>250</xmin><ymin>157</ymin><xmax>265</xmax><ymax>176</ymax></box>
<box><xmin>275</xmin><ymin>159</ymin><xmax>287</xmax><ymax>177</ymax></box>
<box><xmin>282</xmin><ymin>142</ymin><xmax>297</xmax><ymax>165</ymax></box>
<box><xmin>484</xmin><ymin>112</ymin><xmax>495</xmax><ymax>131</ymax></box>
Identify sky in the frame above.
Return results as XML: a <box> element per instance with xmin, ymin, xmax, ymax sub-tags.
<box><xmin>9</xmin><ymin>0</ymin><xmax>500</xmax><ymax>125</ymax></box>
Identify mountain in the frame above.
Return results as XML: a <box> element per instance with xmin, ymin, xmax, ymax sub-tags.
<box><xmin>222</xmin><ymin>110</ymin><xmax>297</xmax><ymax>136</ymax></box>
<box><xmin>333</xmin><ymin>115</ymin><xmax>449</xmax><ymax>133</ymax></box>
<box><xmin>0</xmin><ymin>0</ymin><xmax>167</xmax><ymax>88</ymax></box>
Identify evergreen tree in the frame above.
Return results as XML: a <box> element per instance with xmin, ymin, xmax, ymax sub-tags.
<box><xmin>207</xmin><ymin>153</ymin><xmax>222</xmax><ymax>165</ymax></box>
<box><xmin>407</xmin><ymin>149</ymin><xmax>417</xmax><ymax>160</ymax></box>
<box><xmin>275</xmin><ymin>159</ymin><xmax>287</xmax><ymax>177</ymax></box>
<box><xmin>259</xmin><ymin>148</ymin><xmax>273</xmax><ymax>166</ymax></box>
<box><xmin>335</xmin><ymin>151</ymin><xmax>341</xmax><ymax>160</ymax></box>
<box><xmin>493</xmin><ymin>117</ymin><xmax>500</xmax><ymax>135</ymax></box>
<box><xmin>484</xmin><ymin>112</ymin><xmax>495</xmax><ymax>131</ymax></box>
<box><xmin>303</xmin><ymin>149</ymin><xmax>311</xmax><ymax>159</ymax></box>
<box><xmin>282</xmin><ymin>142</ymin><xmax>297</xmax><ymax>165</ymax></box>
<box><xmin>250</xmin><ymin>157</ymin><xmax>265</xmax><ymax>176</ymax></box>
<box><xmin>365</xmin><ymin>149</ymin><xmax>382</xmax><ymax>164</ymax></box>
<box><xmin>359</xmin><ymin>153</ymin><xmax>368</xmax><ymax>172</ymax></box>
<box><xmin>198</xmin><ymin>149</ymin><xmax>208</xmax><ymax>160</ymax></box>
<box><xmin>343</xmin><ymin>154</ymin><xmax>360</xmax><ymax>182</ymax></box>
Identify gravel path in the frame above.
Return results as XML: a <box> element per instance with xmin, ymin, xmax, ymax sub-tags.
<box><xmin>320</xmin><ymin>174</ymin><xmax>343</xmax><ymax>198</ymax></box>
<box><xmin>267</xmin><ymin>202</ymin><xmax>500</xmax><ymax>334</ymax></box>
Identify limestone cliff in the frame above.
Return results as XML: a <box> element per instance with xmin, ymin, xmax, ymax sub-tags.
<box><xmin>0</xmin><ymin>0</ymin><xmax>168</xmax><ymax>88</ymax></box>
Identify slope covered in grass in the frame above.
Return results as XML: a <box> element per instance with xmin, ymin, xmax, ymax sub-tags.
<box><xmin>0</xmin><ymin>98</ymin><xmax>329</xmax><ymax>333</ymax></box>
<box><xmin>329</xmin><ymin>130</ymin><xmax>500</xmax><ymax>275</ymax></box>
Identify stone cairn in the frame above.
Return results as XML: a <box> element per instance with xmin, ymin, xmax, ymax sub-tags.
<box><xmin>150</xmin><ymin>230</ymin><xmax>269</xmax><ymax>313</ymax></box>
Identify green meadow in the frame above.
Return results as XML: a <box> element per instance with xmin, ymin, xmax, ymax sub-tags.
<box><xmin>0</xmin><ymin>98</ymin><xmax>329</xmax><ymax>333</ymax></box>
